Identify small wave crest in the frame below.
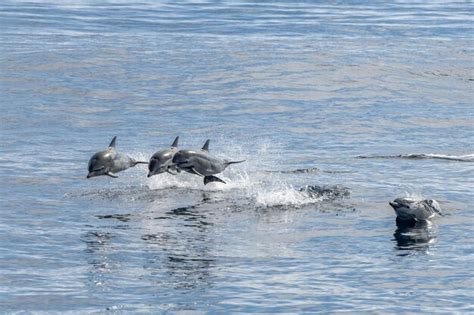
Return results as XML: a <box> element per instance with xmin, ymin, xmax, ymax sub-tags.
<box><xmin>357</xmin><ymin>153</ymin><xmax>474</xmax><ymax>162</ymax></box>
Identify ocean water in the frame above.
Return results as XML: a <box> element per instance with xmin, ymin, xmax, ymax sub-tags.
<box><xmin>0</xmin><ymin>1</ymin><xmax>473</xmax><ymax>313</ymax></box>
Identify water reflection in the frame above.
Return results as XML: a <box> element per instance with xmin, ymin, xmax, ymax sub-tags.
<box><xmin>393</xmin><ymin>220</ymin><xmax>437</xmax><ymax>254</ymax></box>
<box><xmin>82</xmin><ymin>231</ymin><xmax>116</xmax><ymax>289</ymax></box>
<box><xmin>142</xmin><ymin>203</ymin><xmax>214</xmax><ymax>290</ymax></box>
<box><xmin>96</xmin><ymin>213</ymin><xmax>132</xmax><ymax>222</ymax></box>
<box><xmin>83</xmin><ymin>231</ymin><xmax>114</xmax><ymax>254</ymax></box>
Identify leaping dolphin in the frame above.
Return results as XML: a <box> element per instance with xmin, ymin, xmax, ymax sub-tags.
<box><xmin>147</xmin><ymin>136</ymin><xmax>180</xmax><ymax>177</ymax></box>
<box><xmin>172</xmin><ymin>139</ymin><xmax>245</xmax><ymax>185</ymax></box>
<box><xmin>87</xmin><ymin>136</ymin><xmax>147</xmax><ymax>179</ymax></box>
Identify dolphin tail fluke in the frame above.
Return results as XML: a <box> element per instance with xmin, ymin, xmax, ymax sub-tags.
<box><xmin>226</xmin><ymin>160</ymin><xmax>246</xmax><ymax>165</ymax></box>
<box><xmin>171</xmin><ymin>136</ymin><xmax>179</xmax><ymax>148</ymax></box>
<box><xmin>204</xmin><ymin>175</ymin><xmax>226</xmax><ymax>185</ymax></box>
<box><xmin>108</xmin><ymin>136</ymin><xmax>117</xmax><ymax>148</ymax></box>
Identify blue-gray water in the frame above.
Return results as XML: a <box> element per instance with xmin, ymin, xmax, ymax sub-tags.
<box><xmin>1</xmin><ymin>1</ymin><xmax>473</xmax><ymax>313</ymax></box>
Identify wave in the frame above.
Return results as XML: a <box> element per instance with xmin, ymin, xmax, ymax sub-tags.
<box><xmin>265</xmin><ymin>167</ymin><xmax>352</xmax><ymax>174</ymax></box>
<box><xmin>357</xmin><ymin>153</ymin><xmax>474</xmax><ymax>162</ymax></box>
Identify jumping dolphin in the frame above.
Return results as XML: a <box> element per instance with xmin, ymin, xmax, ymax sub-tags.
<box><xmin>389</xmin><ymin>197</ymin><xmax>442</xmax><ymax>225</ymax></box>
<box><xmin>87</xmin><ymin>136</ymin><xmax>147</xmax><ymax>179</ymax></box>
<box><xmin>172</xmin><ymin>139</ymin><xmax>245</xmax><ymax>185</ymax></box>
<box><xmin>147</xmin><ymin>136</ymin><xmax>180</xmax><ymax>177</ymax></box>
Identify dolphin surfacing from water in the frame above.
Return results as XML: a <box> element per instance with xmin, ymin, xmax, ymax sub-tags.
<box><xmin>87</xmin><ymin>136</ymin><xmax>147</xmax><ymax>179</ymax></box>
<box><xmin>172</xmin><ymin>139</ymin><xmax>245</xmax><ymax>185</ymax></box>
<box><xmin>147</xmin><ymin>136</ymin><xmax>180</xmax><ymax>177</ymax></box>
<box><xmin>389</xmin><ymin>197</ymin><xmax>442</xmax><ymax>226</ymax></box>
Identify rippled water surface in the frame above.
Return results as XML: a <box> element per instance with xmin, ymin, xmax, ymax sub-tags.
<box><xmin>1</xmin><ymin>1</ymin><xmax>473</xmax><ymax>313</ymax></box>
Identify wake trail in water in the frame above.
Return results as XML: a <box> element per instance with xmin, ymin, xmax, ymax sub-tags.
<box><xmin>357</xmin><ymin>153</ymin><xmax>474</xmax><ymax>162</ymax></box>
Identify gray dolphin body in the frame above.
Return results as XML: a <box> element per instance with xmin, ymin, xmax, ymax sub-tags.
<box><xmin>147</xmin><ymin>136</ymin><xmax>180</xmax><ymax>177</ymax></box>
<box><xmin>389</xmin><ymin>197</ymin><xmax>442</xmax><ymax>224</ymax></box>
<box><xmin>172</xmin><ymin>140</ymin><xmax>245</xmax><ymax>185</ymax></box>
<box><xmin>87</xmin><ymin>136</ymin><xmax>147</xmax><ymax>178</ymax></box>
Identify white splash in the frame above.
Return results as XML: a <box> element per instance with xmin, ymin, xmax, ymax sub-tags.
<box><xmin>254</xmin><ymin>184</ymin><xmax>322</xmax><ymax>208</ymax></box>
<box><xmin>132</xmin><ymin>139</ymin><xmax>328</xmax><ymax>208</ymax></box>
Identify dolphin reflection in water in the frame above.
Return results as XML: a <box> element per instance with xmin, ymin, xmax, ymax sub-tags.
<box><xmin>393</xmin><ymin>220</ymin><xmax>438</xmax><ymax>253</ymax></box>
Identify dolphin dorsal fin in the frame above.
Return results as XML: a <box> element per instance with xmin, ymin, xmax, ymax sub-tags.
<box><xmin>108</xmin><ymin>136</ymin><xmax>117</xmax><ymax>149</ymax></box>
<box><xmin>201</xmin><ymin>139</ymin><xmax>210</xmax><ymax>152</ymax></box>
<box><xmin>171</xmin><ymin>136</ymin><xmax>179</xmax><ymax>148</ymax></box>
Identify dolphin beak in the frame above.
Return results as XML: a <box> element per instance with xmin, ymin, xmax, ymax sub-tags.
<box><xmin>389</xmin><ymin>201</ymin><xmax>398</xmax><ymax>208</ymax></box>
<box><xmin>87</xmin><ymin>173</ymin><xmax>93</xmax><ymax>178</ymax></box>
<box><xmin>147</xmin><ymin>172</ymin><xmax>153</xmax><ymax>178</ymax></box>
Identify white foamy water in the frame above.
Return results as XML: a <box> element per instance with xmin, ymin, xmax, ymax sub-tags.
<box><xmin>145</xmin><ymin>153</ymin><xmax>335</xmax><ymax>209</ymax></box>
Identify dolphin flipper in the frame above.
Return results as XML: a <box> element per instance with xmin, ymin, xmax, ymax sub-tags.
<box><xmin>204</xmin><ymin>175</ymin><xmax>226</xmax><ymax>185</ymax></box>
<box><xmin>105</xmin><ymin>172</ymin><xmax>118</xmax><ymax>178</ymax></box>
<box><xmin>190</xmin><ymin>167</ymin><xmax>204</xmax><ymax>176</ymax></box>
<box><xmin>166</xmin><ymin>168</ymin><xmax>178</xmax><ymax>175</ymax></box>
